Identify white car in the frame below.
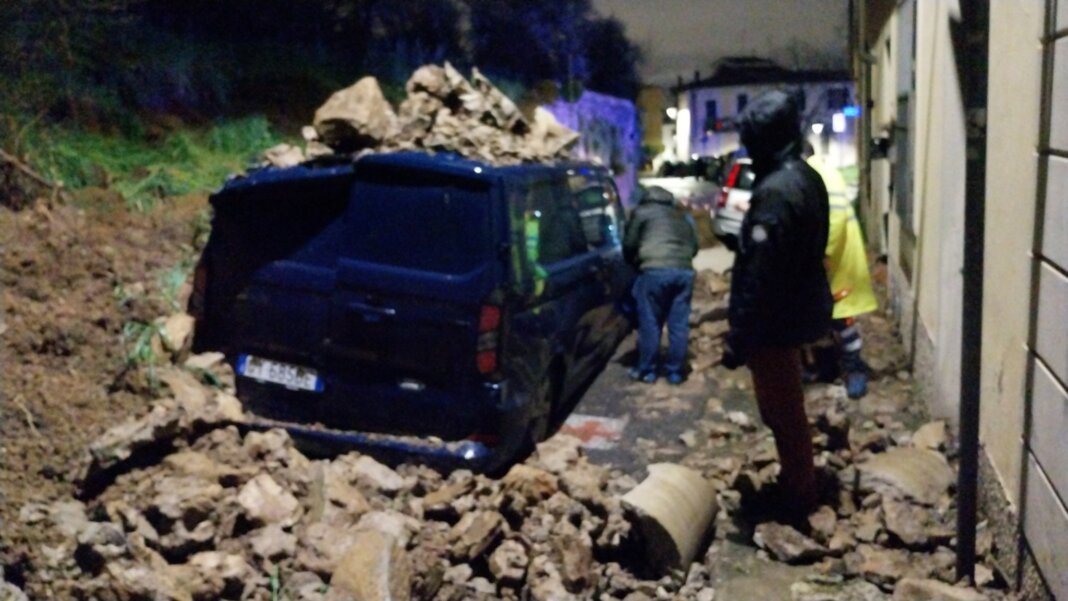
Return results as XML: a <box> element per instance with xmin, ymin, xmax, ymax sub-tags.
<box><xmin>711</xmin><ymin>158</ymin><xmax>756</xmax><ymax>250</ymax></box>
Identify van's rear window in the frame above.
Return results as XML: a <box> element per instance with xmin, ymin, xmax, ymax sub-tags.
<box><xmin>343</xmin><ymin>170</ymin><xmax>491</xmax><ymax>275</ymax></box>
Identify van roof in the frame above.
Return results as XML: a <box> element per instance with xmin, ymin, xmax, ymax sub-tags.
<box><xmin>218</xmin><ymin>151</ymin><xmax>611</xmax><ymax>195</ymax></box>
<box><xmin>356</xmin><ymin>151</ymin><xmax>610</xmax><ymax>183</ymax></box>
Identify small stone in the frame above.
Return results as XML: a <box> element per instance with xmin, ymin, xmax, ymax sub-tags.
<box><xmin>326</xmin><ymin>529</ymin><xmax>411</xmax><ymax>601</ymax></box>
<box><xmin>882</xmin><ymin>497</ymin><xmax>931</xmax><ymax>547</ymax></box>
<box><xmin>858</xmin><ymin>448</ymin><xmax>954</xmax><ymax>505</ymax></box>
<box><xmin>180</xmin><ymin>551</ymin><xmax>250</xmax><ymax>600</ymax></box>
<box><xmin>910</xmin><ymin>422</ymin><xmax>947</xmax><ymax>451</ymax></box>
<box><xmin>679</xmin><ymin>430</ymin><xmax>698</xmax><ymax>448</ymax></box>
<box><xmin>159</xmin><ymin>313</ymin><xmax>195</xmax><ymax>354</ymax></box>
<box><xmin>726</xmin><ymin>411</ymin><xmax>753</xmax><ymax>429</ymax></box>
<box><xmin>791</xmin><ymin>579</ymin><xmax>890</xmax><ymax>601</ymax></box>
<box><xmin>849</xmin><ymin>545</ymin><xmax>913</xmax><ymax>589</ymax></box>
<box><xmin>532</xmin><ymin>434</ymin><xmax>583</xmax><ymax>474</ymax></box>
<box><xmin>348</xmin><ymin>455</ymin><xmax>411</xmax><ymax>494</ymax></box>
<box><xmin>448</xmin><ymin>511</ymin><xmax>503</xmax><ymax>560</ymax></box>
<box><xmin>891</xmin><ymin>578</ymin><xmax>988</xmax><ymax>601</ymax></box>
<box><xmin>753</xmin><ymin>522</ymin><xmax>829</xmax><ymax>564</ymax></box>
<box><xmin>183</xmin><ymin>351</ymin><xmax>226</xmax><ymax>372</ymax></box>
<box><xmin>249</xmin><ymin>524</ymin><xmax>297</xmax><ymax>560</ymax></box>
<box><xmin>488</xmin><ymin>539</ymin><xmax>528</xmax><ymax>585</ymax></box>
<box><xmin>237</xmin><ymin>474</ymin><xmax>301</xmax><ymax>527</ymax></box>
<box><xmin>808</xmin><ymin>506</ymin><xmax>838</xmax><ymax>545</ymax></box>
<box><xmin>49</xmin><ymin>500</ymin><xmax>90</xmax><ymax>539</ymax></box>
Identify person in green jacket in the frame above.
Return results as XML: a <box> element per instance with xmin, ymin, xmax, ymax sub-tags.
<box><xmin>802</xmin><ymin>142</ymin><xmax>878</xmax><ymax>398</ymax></box>
<box><xmin>623</xmin><ymin>185</ymin><xmax>699</xmax><ymax>385</ymax></box>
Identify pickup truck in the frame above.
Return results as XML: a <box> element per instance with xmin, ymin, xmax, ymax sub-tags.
<box><xmin>191</xmin><ymin>152</ymin><xmax>633</xmax><ymax>472</ymax></box>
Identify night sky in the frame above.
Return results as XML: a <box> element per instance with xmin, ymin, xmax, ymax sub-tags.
<box><xmin>592</xmin><ymin>0</ymin><xmax>850</xmax><ymax>86</ymax></box>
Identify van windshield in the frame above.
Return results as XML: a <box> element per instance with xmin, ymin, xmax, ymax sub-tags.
<box><xmin>344</xmin><ymin>169</ymin><xmax>491</xmax><ymax>275</ymax></box>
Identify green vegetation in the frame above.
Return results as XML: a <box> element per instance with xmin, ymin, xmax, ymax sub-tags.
<box><xmin>16</xmin><ymin>116</ymin><xmax>285</xmax><ymax>210</ymax></box>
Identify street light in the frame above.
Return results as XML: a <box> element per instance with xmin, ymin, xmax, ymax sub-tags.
<box><xmin>832</xmin><ymin>113</ymin><xmax>847</xmax><ymax>133</ymax></box>
<box><xmin>666</xmin><ymin>107</ymin><xmax>678</xmax><ymax>120</ymax></box>
<box><xmin>811</xmin><ymin>123</ymin><xmax>825</xmax><ymax>135</ymax></box>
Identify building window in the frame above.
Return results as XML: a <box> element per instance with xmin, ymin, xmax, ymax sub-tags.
<box><xmin>737</xmin><ymin>94</ymin><xmax>748</xmax><ymax>113</ymax></box>
<box><xmin>704</xmin><ymin>100</ymin><xmax>718</xmax><ymax>131</ymax></box>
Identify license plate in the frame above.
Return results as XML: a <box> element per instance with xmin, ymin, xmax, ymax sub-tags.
<box><xmin>238</xmin><ymin>355</ymin><xmax>323</xmax><ymax>392</ymax></box>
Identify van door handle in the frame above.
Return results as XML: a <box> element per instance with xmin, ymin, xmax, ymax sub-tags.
<box><xmin>347</xmin><ymin>301</ymin><xmax>397</xmax><ymax>317</ymax></box>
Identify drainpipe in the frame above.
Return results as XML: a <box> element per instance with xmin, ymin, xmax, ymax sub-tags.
<box><xmin>954</xmin><ymin>0</ymin><xmax>989</xmax><ymax>584</ymax></box>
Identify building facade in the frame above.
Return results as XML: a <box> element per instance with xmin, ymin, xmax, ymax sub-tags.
<box><xmin>853</xmin><ymin>2</ymin><xmax>1066</xmax><ymax>598</ymax></box>
<box><xmin>670</xmin><ymin>57</ymin><xmax>858</xmax><ymax>168</ymax></box>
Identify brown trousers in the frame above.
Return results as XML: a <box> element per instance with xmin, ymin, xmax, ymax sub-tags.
<box><xmin>747</xmin><ymin>346</ymin><xmax>818</xmax><ymax>515</ymax></box>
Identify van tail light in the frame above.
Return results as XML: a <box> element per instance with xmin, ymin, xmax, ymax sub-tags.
<box><xmin>476</xmin><ymin>303</ymin><xmax>502</xmax><ymax>376</ymax></box>
<box><xmin>189</xmin><ymin>259</ymin><xmax>209</xmax><ymax>320</ymax></box>
<box><xmin>717</xmin><ymin>163</ymin><xmax>742</xmax><ymax>209</ymax></box>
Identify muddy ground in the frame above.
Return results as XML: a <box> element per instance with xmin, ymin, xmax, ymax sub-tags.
<box><xmin>0</xmin><ymin>196</ymin><xmax>207</xmax><ymax>587</ymax></box>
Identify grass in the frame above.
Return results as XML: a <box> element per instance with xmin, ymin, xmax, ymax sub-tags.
<box><xmin>16</xmin><ymin>115</ymin><xmax>287</xmax><ymax>211</ymax></box>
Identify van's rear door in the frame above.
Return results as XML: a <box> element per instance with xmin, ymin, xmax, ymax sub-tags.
<box><xmin>321</xmin><ymin>162</ymin><xmax>499</xmax><ymax>437</ymax></box>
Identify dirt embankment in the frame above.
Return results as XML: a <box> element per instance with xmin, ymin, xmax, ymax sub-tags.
<box><xmin>0</xmin><ymin>195</ymin><xmax>205</xmax><ymax>586</ymax></box>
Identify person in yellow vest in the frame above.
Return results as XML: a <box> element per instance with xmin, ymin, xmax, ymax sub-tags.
<box><xmin>802</xmin><ymin>142</ymin><xmax>878</xmax><ymax>398</ymax></box>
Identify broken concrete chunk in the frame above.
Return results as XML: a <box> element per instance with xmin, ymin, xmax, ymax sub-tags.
<box><xmin>327</xmin><ymin>529</ymin><xmax>411</xmax><ymax>601</ymax></box>
<box><xmin>448</xmin><ymin>511</ymin><xmax>503</xmax><ymax>560</ymax></box>
<box><xmin>488</xmin><ymin>539</ymin><xmax>528</xmax><ymax>585</ymax></box>
<box><xmin>791</xmin><ymin>578</ymin><xmax>890</xmax><ymax>601</ymax></box>
<box><xmin>753</xmin><ymin>522</ymin><xmax>830</xmax><ymax>564</ymax></box>
<box><xmin>808</xmin><ymin>506</ymin><xmax>838</xmax><ymax>545</ymax></box>
<box><xmin>262</xmin><ymin>143</ymin><xmax>306</xmax><ymax>168</ymax></box>
<box><xmin>249</xmin><ymin>524</ymin><xmax>297</xmax><ymax>560</ymax></box>
<box><xmin>347</xmin><ymin>455</ymin><xmax>411</xmax><ymax>494</ymax></box>
<box><xmin>313</xmin><ymin>77</ymin><xmax>398</xmax><ymax>152</ymax></box>
<box><xmin>237</xmin><ymin>474</ymin><xmax>301</xmax><ymax>527</ymax></box>
<box><xmin>891</xmin><ymin>578</ymin><xmax>988</xmax><ymax>601</ymax></box>
<box><xmin>621</xmin><ymin>463</ymin><xmax>718</xmax><ymax>573</ymax></box>
<box><xmin>158</xmin><ymin>313</ymin><xmax>195</xmax><ymax>355</ymax></box>
<box><xmin>857</xmin><ymin>448</ymin><xmax>954</xmax><ymax>505</ymax></box>
<box><xmin>49</xmin><ymin>500</ymin><xmax>90</xmax><ymax>539</ymax></box>
<box><xmin>179</xmin><ymin>551</ymin><xmax>250</xmax><ymax>600</ymax></box>
<box><xmin>910</xmin><ymin>422</ymin><xmax>948</xmax><ymax>451</ymax></box>
<box><xmin>533</xmin><ymin>434</ymin><xmax>583</xmax><ymax>474</ymax></box>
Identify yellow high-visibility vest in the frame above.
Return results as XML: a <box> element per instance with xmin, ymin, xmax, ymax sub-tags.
<box><xmin>808</xmin><ymin>156</ymin><xmax>878</xmax><ymax>319</ymax></box>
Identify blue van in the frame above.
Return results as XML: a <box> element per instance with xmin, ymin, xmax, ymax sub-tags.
<box><xmin>191</xmin><ymin>152</ymin><xmax>633</xmax><ymax>471</ymax></box>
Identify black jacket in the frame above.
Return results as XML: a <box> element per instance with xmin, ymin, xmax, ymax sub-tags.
<box><xmin>727</xmin><ymin>92</ymin><xmax>833</xmax><ymax>358</ymax></box>
<box><xmin>623</xmin><ymin>187</ymin><xmax>698</xmax><ymax>271</ymax></box>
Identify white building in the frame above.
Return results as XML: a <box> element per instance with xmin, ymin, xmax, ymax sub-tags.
<box><xmin>670</xmin><ymin>57</ymin><xmax>858</xmax><ymax>168</ymax></box>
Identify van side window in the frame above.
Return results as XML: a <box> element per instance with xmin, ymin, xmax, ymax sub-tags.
<box><xmin>532</xmin><ymin>181</ymin><xmax>587</xmax><ymax>264</ymax></box>
<box><xmin>574</xmin><ymin>186</ymin><xmax>611</xmax><ymax>249</ymax></box>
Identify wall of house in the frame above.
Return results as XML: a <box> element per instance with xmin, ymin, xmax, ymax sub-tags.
<box><xmin>864</xmin><ymin>11</ymin><xmax>898</xmax><ymax>255</ymax></box>
<box><xmin>1017</xmin><ymin>2</ymin><xmax>1068</xmax><ymax>597</ymax></box>
<box><xmin>883</xmin><ymin>0</ymin><xmax>965</xmax><ymax>421</ymax></box>
<box><xmin>978</xmin><ymin>0</ymin><xmax>1043</xmax><ymax>516</ymax></box>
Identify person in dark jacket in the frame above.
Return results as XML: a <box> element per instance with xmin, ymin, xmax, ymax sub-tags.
<box><xmin>721</xmin><ymin>90</ymin><xmax>834</xmax><ymax>518</ymax></box>
<box><xmin>623</xmin><ymin>185</ymin><xmax>699</xmax><ymax>385</ymax></box>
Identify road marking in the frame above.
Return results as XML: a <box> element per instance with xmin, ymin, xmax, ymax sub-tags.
<box><xmin>559</xmin><ymin>413</ymin><xmax>628</xmax><ymax>450</ymax></box>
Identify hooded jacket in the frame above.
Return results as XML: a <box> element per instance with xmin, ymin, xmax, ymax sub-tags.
<box><xmin>623</xmin><ymin>186</ymin><xmax>699</xmax><ymax>272</ymax></box>
<box><xmin>727</xmin><ymin>91</ymin><xmax>833</xmax><ymax>358</ymax></box>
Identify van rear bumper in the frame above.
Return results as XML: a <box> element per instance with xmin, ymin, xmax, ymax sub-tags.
<box><xmin>237</xmin><ymin>375</ymin><xmax>531</xmax><ymax>472</ymax></box>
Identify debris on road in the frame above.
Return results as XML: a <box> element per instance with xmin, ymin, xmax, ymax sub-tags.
<box><xmin>265</xmin><ymin>63</ymin><xmax>579</xmax><ymax>169</ymax></box>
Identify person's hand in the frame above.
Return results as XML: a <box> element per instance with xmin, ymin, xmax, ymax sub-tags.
<box><xmin>721</xmin><ymin>339</ymin><xmax>744</xmax><ymax>370</ymax></box>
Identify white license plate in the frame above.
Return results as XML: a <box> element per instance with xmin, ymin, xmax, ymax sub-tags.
<box><xmin>238</xmin><ymin>355</ymin><xmax>323</xmax><ymax>392</ymax></box>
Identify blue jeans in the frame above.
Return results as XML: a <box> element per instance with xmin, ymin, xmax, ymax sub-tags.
<box><xmin>633</xmin><ymin>268</ymin><xmax>694</xmax><ymax>376</ymax></box>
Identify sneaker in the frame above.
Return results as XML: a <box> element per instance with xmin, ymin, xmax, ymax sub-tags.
<box><xmin>666</xmin><ymin>372</ymin><xmax>685</xmax><ymax>386</ymax></box>
<box><xmin>845</xmin><ymin>371</ymin><xmax>868</xmax><ymax>399</ymax></box>
<box><xmin>629</xmin><ymin>368</ymin><xmax>656</xmax><ymax>383</ymax></box>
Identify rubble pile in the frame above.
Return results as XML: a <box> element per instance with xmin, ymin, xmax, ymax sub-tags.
<box><xmin>24</xmin><ymin>392</ymin><xmax>724</xmax><ymax>600</ymax></box>
<box><xmin>263</xmin><ymin>63</ymin><xmax>580</xmax><ymax>168</ymax></box>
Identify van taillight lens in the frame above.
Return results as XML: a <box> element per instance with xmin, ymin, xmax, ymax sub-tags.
<box><xmin>476</xmin><ymin>304</ymin><xmax>502</xmax><ymax>376</ymax></box>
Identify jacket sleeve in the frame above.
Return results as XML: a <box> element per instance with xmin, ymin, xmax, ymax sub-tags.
<box><xmin>726</xmin><ymin>189</ymin><xmax>792</xmax><ymax>357</ymax></box>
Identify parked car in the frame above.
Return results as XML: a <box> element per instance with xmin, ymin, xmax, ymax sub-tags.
<box><xmin>711</xmin><ymin>157</ymin><xmax>755</xmax><ymax>249</ymax></box>
<box><xmin>191</xmin><ymin>152</ymin><xmax>634</xmax><ymax>472</ymax></box>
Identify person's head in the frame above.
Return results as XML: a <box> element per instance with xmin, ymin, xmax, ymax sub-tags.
<box><xmin>738</xmin><ymin>90</ymin><xmax>802</xmax><ymax>168</ymax></box>
<box><xmin>639</xmin><ymin>185</ymin><xmax>675</xmax><ymax>206</ymax></box>
<box><xmin>801</xmin><ymin>140</ymin><xmax>816</xmax><ymax>159</ymax></box>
